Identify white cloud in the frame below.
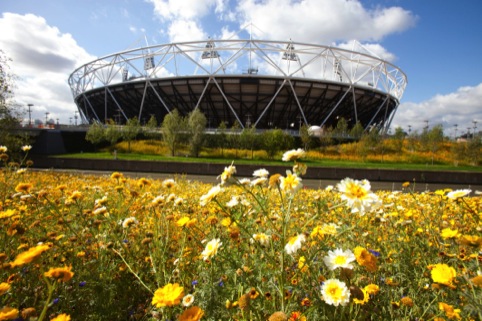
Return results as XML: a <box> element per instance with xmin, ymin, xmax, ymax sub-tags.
<box><xmin>235</xmin><ymin>0</ymin><xmax>417</xmax><ymax>44</ymax></box>
<box><xmin>166</xmin><ymin>19</ymin><xmax>207</xmax><ymax>42</ymax></box>
<box><xmin>391</xmin><ymin>83</ymin><xmax>482</xmax><ymax>135</ymax></box>
<box><xmin>0</xmin><ymin>13</ymin><xmax>95</xmax><ymax>123</ymax></box>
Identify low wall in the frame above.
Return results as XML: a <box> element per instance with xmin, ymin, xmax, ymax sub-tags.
<box><xmin>30</xmin><ymin>156</ymin><xmax>482</xmax><ymax>185</ymax></box>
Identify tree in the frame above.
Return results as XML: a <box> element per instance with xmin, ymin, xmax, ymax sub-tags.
<box><xmin>227</xmin><ymin>122</ymin><xmax>241</xmax><ymax>157</ymax></box>
<box><xmin>392</xmin><ymin>126</ymin><xmax>406</xmax><ymax>152</ymax></box>
<box><xmin>299</xmin><ymin>123</ymin><xmax>311</xmax><ymax>150</ymax></box>
<box><xmin>145</xmin><ymin>115</ymin><xmax>160</xmax><ymax>140</ymax></box>
<box><xmin>0</xmin><ymin>50</ymin><xmax>27</xmax><ymax>152</ymax></box>
<box><xmin>187</xmin><ymin>108</ymin><xmax>207</xmax><ymax>157</ymax></box>
<box><xmin>161</xmin><ymin>109</ymin><xmax>185</xmax><ymax>156</ymax></box>
<box><xmin>240</xmin><ymin>125</ymin><xmax>258</xmax><ymax>159</ymax></box>
<box><xmin>216</xmin><ymin>121</ymin><xmax>228</xmax><ymax>156</ymax></box>
<box><xmin>105</xmin><ymin>120</ymin><xmax>122</xmax><ymax>147</ymax></box>
<box><xmin>261</xmin><ymin>129</ymin><xmax>293</xmax><ymax>159</ymax></box>
<box><xmin>85</xmin><ymin>122</ymin><xmax>106</xmax><ymax>146</ymax></box>
<box><xmin>333</xmin><ymin>117</ymin><xmax>348</xmax><ymax>138</ymax></box>
<box><xmin>319</xmin><ymin>126</ymin><xmax>334</xmax><ymax>150</ymax></box>
<box><xmin>349</xmin><ymin>121</ymin><xmax>364</xmax><ymax>140</ymax></box>
<box><xmin>122</xmin><ymin>117</ymin><xmax>141</xmax><ymax>153</ymax></box>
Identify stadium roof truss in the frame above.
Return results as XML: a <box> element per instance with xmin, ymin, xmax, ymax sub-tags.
<box><xmin>68</xmin><ymin>39</ymin><xmax>407</xmax><ymax>133</ymax></box>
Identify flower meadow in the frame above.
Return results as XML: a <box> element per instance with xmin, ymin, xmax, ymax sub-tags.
<box><xmin>1</xmin><ymin>146</ymin><xmax>482</xmax><ymax>320</ymax></box>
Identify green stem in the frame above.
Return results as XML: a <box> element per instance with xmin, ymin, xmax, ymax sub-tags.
<box><xmin>38</xmin><ymin>277</ymin><xmax>56</xmax><ymax>321</ymax></box>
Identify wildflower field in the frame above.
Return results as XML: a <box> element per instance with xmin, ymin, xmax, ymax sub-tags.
<box><xmin>1</xmin><ymin>146</ymin><xmax>481</xmax><ymax>321</ymax></box>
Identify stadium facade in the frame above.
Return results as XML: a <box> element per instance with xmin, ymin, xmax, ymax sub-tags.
<box><xmin>68</xmin><ymin>39</ymin><xmax>407</xmax><ymax>133</ymax></box>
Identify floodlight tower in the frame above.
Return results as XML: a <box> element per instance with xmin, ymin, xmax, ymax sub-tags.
<box><xmin>27</xmin><ymin>104</ymin><xmax>34</xmax><ymax>127</ymax></box>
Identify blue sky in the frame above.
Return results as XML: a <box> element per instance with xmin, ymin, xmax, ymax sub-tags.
<box><xmin>1</xmin><ymin>0</ymin><xmax>481</xmax><ymax>136</ymax></box>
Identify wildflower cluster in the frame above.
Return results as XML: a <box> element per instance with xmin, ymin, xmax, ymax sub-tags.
<box><xmin>0</xmin><ymin>148</ymin><xmax>481</xmax><ymax>320</ymax></box>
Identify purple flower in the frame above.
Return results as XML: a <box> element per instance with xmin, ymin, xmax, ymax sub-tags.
<box><xmin>369</xmin><ymin>249</ymin><xmax>381</xmax><ymax>257</ymax></box>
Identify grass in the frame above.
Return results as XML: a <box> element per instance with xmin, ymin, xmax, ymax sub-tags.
<box><xmin>54</xmin><ymin>151</ymin><xmax>482</xmax><ymax>172</ymax></box>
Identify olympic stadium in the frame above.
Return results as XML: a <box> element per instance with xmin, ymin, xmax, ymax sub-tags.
<box><xmin>68</xmin><ymin>38</ymin><xmax>407</xmax><ymax>133</ymax></box>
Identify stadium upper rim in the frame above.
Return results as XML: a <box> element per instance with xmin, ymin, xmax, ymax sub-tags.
<box><xmin>68</xmin><ymin>38</ymin><xmax>407</xmax><ymax>132</ymax></box>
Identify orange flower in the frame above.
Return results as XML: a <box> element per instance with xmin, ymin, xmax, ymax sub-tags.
<box><xmin>10</xmin><ymin>244</ymin><xmax>51</xmax><ymax>267</ymax></box>
<box><xmin>0</xmin><ymin>307</ymin><xmax>19</xmax><ymax>320</ymax></box>
<box><xmin>44</xmin><ymin>266</ymin><xmax>74</xmax><ymax>282</ymax></box>
<box><xmin>178</xmin><ymin>306</ymin><xmax>204</xmax><ymax>321</ymax></box>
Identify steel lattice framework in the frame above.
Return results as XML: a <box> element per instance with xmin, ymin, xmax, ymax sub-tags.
<box><xmin>68</xmin><ymin>39</ymin><xmax>407</xmax><ymax>132</ymax></box>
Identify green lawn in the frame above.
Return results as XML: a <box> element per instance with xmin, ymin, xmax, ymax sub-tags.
<box><xmin>55</xmin><ymin>152</ymin><xmax>482</xmax><ymax>172</ymax></box>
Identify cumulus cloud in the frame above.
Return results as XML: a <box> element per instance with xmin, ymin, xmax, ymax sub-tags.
<box><xmin>391</xmin><ymin>83</ymin><xmax>482</xmax><ymax>135</ymax></box>
<box><xmin>234</xmin><ymin>0</ymin><xmax>417</xmax><ymax>44</ymax></box>
<box><xmin>0</xmin><ymin>13</ymin><xmax>95</xmax><ymax>123</ymax></box>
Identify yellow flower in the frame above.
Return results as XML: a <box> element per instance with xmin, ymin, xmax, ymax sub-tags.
<box><xmin>21</xmin><ymin>145</ymin><xmax>32</xmax><ymax>152</ymax></box>
<box><xmin>15</xmin><ymin>183</ymin><xmax>33</xmax><ymax>193</ymax></box>
<box><xmin>298</xmin><ymin>256</ymin><xmax>308</xmax><ymax>272</ymax></box>
<box><xmin>0</xmin><ymin>307</ymin><xmax>19</xmax><ymax>320</ymax></box>
<box><xmin>352</xmin><ymin>288</ymin><xmax>369</xmax><ymax>305</ymax></box>
<box><xmin>44</xmin><ymin>266</ymin><xmax>74</xmax><ymax>282</ymax></box>
<box><xmin>177</xmin><ymin>216</ymin><xmax>190</xmax><ymax>227</ymax></box>
<box><xmin>364</xmin><ymin>284</ymin><xmax>380</xmax><ymax>295</ymax></box>
<box><xmin>10</xmin><ymin>244</ymin><xmax>51</xmax><ymax>267</ymax></box>
<box><xmin>0</xmin><ymin>282</ymin><xmax>11</xmax><ymax>296</ymax></box>
<box><xmin>430</xmin><ymin>263</ymin><xmax>457</xmax><ymax>287</ymax></box>
<box><xmin>320</xmin><ymin>278</ymin><xmax>350</xmax><ymax>306</ymax></box>
<box><xmin>311</xmin><ymin>223</ymin><xmax>339</xmax><ymax>239</ymax></box>
<box><xmin>459</xmin><ymin>235</ymin><xmax>482</xmax><ymax>247</ymax></box>
<box><xmin>438</xmin><ymin>302</ymin><xmax>462</xmax><ymax>320</ymax></box>
<box><xmin>179</xmin><ymin>306</ymin><xmax>204</xmax><ymax>321</ymax></box>
<box><xmin>354</xmin><ymin>247</ymin><xmax>378</xmax><ymax>272</ymax></box>
<box><xmin>201</xmin><ymin>238</ymin><xmax>222</xmax><ymax>261</ymax></box>
<box><xmin>50</xmin><ymin>313</ymin><xmax>71</xmax><ymax>321</ymax></box>
<box><xmin>279</xmin><ymin>171</ymin><xmax>302</xmax><ymax>193</ymax></box>
<box><xmin>0</xmin><ymin>209</ymin><xmax>16</xmax><ymax>219</ymax></box>
<box><xmin>152</xmin><ymin>283</ymin><xmax>184</xmax><ymax>308</ymax></box>
<box><xmin>440</xmin><ymin>228</ymin><xmax>460</xmax><ymax>239</ymax></box>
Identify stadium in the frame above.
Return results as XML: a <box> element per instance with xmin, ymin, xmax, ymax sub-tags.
<box><xmin>68</xmin><ymin>38</ymin><xmax>407</xmax><ymax>134</ymax></box>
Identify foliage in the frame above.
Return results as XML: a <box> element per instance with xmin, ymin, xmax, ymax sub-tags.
<box><xmin>85</xmin><ymin>122</ymin><xmax>106</xmax><ymax>146</ymax></box>
<box><xmin>145</xmin><ymin>115</ymin><xmax>160</xmax><ymax>140</ymax></box>
<box><xmin>123</xmin><ymin>117</ymin><xmax>142</xmax><ymax>153</ymax></box>
<box><xmin>1</xmin><ymin>148</ymin><xmax>481</xmax><ymax>320</ymax></box>
<box><xmin>104</xmin><ymin>120</ymin><xmax>123</xmax><ymax>147</ymax></box>
<box><xmin>161</xmin><ymin>109</ymin><xmax>186</xmax><ymax>156</ymax></box>
<box><xmin>299</xmin><ymin>124</ymin><xmax>311</xmax><ymax>150</ymax></box>
<box><xmin>0</xmin><ymin>50</ymin><xmax>28</xmax><ymax>153</ymax></box>
<box><xmin>239</xmin><ymin>126</ymin><xmax>258</xmax><ymax>159</ymax></box>
<box><xmin>261</xmin><ymin>129</ymin><xmax>293</xmax><ymax>159</ymax></box>
<box><xmin>187</xmin><ymin>108</ymin><xmax>207</xmax><ymax>157</ymax></box>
